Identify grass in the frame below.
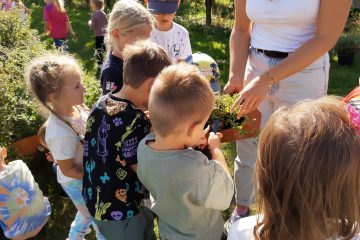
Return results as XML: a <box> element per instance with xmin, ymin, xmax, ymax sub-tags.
<box><xmin>21</xmin><ymin>4</ymin><xmax>360</xmax><ymax>240</ymax></box>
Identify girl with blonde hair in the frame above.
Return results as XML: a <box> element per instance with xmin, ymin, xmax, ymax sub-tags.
<box><xmin>100</xmin><ymin>0</ymin><xmax>154</xmax><ymax>94</ymax></box>
<box><xmin>228</xmin><ymin>96</ymin><xmax>360</xmax><ymax>240</ymax></box>
<box><xmin>27</xmin><ymin>54</ymin><xmax>105</xmax><ymax>240</ymax></box>
<box><xmin>43</xmin><ymin>0</ymin><xmax>75</xmax><ymax>51</ymax></box>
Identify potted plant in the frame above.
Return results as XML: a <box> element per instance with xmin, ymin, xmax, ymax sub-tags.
<box><xmin>335</xmin><ymin>32</ymin><xmax>360</xmax><ymax>65</ymax></box>
<box><xmin>207</xmin><ymin>94</ymin><xmax>261</xmax><ymax>142</ymax></box>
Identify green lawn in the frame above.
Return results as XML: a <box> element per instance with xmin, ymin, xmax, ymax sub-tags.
<box><xmin>26</xmin><ymin>4</ymin><xmax>359</xmax><ymax>240</ymax></box>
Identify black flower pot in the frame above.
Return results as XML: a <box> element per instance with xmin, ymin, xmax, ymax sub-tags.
<box><xmin>338</xmin><ymin>52</ymin><xmax>354</xmax><ymax>66</ymax></box>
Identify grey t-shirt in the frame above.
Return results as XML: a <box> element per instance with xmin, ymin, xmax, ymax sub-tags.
<box><xmin>137</xmin><ymin>133</ymin><xmax>234</xmax><ymax>240</ymax></box>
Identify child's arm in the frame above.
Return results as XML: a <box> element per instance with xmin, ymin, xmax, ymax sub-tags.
<box><xmin>66</xmin><ymin>20</ymin><xmax>75</xmax><ymax>38</ymax></box>
<box><xmin>57</xmin><ymin>158</ymin><xmax>83</xmax><ymax>179</ymax></box>
<box><xmin>208</xmin><ymin>132</ymin><xmax>231</xmax><ymax>176</ymax></box>
<box><xmin>44</xmin><ymin>21</ymin><xmax>50</xmax><ymax>35</ymax></box>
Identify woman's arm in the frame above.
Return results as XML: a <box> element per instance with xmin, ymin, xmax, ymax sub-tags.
<box><xmin>57</xmin><ymin>158</ymin><xmax>83</xmax><ymax>179</ymax></box>
<box><xmin>223</xmin><ymin>0</ymin><xmax>252</xmax><ymax>95</ymax></box>
<box><xmin>231</xmin><ymin>0</ymin><xmax>352</xmax><ymax>117</ymax></box>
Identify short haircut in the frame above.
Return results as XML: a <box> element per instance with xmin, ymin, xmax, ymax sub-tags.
<box><xmin>255</xmin><ymin>96</ymin><xmax>360</xmax><ymax>240</ymax></box>
<box><xmin>92</xmin><ymin>0</ymin><xmax>104</xmax><ymax>10</ymax></box>
<box><xmin>122</xmin><ymin>39</ymin><xmax>171</xmax><ymax>88</ymax></box>
<box><xmin>149</xmin><ymin>63</ymin><xmax>215</xmax><ymax>137</ymax></box>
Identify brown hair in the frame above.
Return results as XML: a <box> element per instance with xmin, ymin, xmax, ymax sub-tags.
<box><xmin>91</xmin><ymin>0</ymin><xmax>104</xmax><ymax>10</ymax></box>
<box><xmin>149</xmin><ymin>63</ymin><xmax>215</xmax><ymax>137</ymax></box>
<box><xmin>255</xmin><ymin>96</ymin><xmax>360</xmax><ymax>240</ymax></box>
<box><xmin>122</xmin><ymin>39</ymin><xmax>171</xmax><ymax>88</ymax></box>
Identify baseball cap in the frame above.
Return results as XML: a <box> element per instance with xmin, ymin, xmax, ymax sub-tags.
<box><xmin>147</xmin><ymin>0</ymin><xmax>179</xmax><ymax>14</ymax></box>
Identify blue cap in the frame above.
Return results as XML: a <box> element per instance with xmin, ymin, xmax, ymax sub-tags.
<box><xmin>148</xmin><ymin>0</ymin><xmax>179</xmax><ymax>14</ymax></box>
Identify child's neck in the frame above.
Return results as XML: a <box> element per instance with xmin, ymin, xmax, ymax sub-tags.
<box><xmin>113</xmin><ymin>86</ymin><xmax>146</xmax><ymax>111</ymax></box>
<box><xmin>112</xmin><ymin>49</ymin><xmax>123</xmax><ymax>60</ymax></box>
<box><xmin>157</xmin><ymin>21</ymin><xmax>173</xmax><ymax>32</ymax></box>
<box><xmin>53</xmin><ymin>104</ymin><xmax>79</xmax><ymax>118</ymax></box>
<box><xmin>0</xmin><ymin>163</ymin><xmax>5</xmax><ymax>172</ymax></box>
<box><xmin>148</xmin><ymin>134</ymin><xmax>188</xmax><ymax>151</ymax></box>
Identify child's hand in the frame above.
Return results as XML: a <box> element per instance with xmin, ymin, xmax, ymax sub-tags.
<box><xmin>196</xmin><ymin>126</ymin><xmax>210</xmax><ymax>149</ymax></box>
<box><xmin>144</xmin><ymin>111</ymin><xmax>151</xmax><ymax>119</ymax></box>
<box><xmin>70</xmin><ymin>31</ymin><xmax>76</xmax><ymax>38</ymax></box>
<box><xmin>88</xmin><ymin>20</ymin><xmax>92</xmax><ymax>27</ymax></box>
<box><xmin>208</xmin><ymin>132</ymin><xmax>223</xmax><ymax>152</ymax></box>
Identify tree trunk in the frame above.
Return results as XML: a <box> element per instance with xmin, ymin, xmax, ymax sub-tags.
<box><xmin>205</xmin><ymin>0</ymin><xmax>212</xmax><ymax>26</ymax></box>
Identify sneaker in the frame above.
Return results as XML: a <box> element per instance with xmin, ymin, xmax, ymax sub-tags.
<box><xmin>223</xmin><ymin>207</ymin><xmax>250</xmax><ymax>236</ymax></box>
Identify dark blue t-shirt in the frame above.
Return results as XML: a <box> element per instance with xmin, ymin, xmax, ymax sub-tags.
<box><xmin>100</xmin><ymin>54</ymin><xmax>123</xmax><ymax>95</ymax></box>
<box><xmin>82</xmin><ymin>94</ymin><xmax>151</xmax><ymax>221</ymax></box>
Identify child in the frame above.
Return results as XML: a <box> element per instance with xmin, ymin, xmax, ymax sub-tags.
<box><xmin>137</xmin><ymin>63</ymin><xmax>234</xmax><ymax>240</ymax></box>
<box><xmin>228</xmin><ymin>97</ymin><xmax>360</xmax><ymax>240</ymax></box>
<box><xmin>100</xmin><ymin>0</ymin><xmax>154</xmax><ymax>95</ymax></box>
<box><xmin>146</xmin><ymin>0</ymin><xmax>192</xmax><ymax>63</ymax></box>
<box><xmin>0</xmin><ymin>146</ymin><xmax>51</xmax><ymax>239</ymax></box>
<box><xmin>43</xmin><ymin>0</ymin><xmax>75</xmax><ymax>51</ymax></box>
<box><xmin>82</xmin><ymin>39</ymin><xmax>171</xmax><ymax>240</ymax></box>
<box><xmin>26</xmin><ymin>54</ymin><xmax>104</xmax><ymax>240</ymax></box>
<box><xmin>88</xmin><ymin>0</ymin><xmax>108</xmax><ymax>69</ymax></box>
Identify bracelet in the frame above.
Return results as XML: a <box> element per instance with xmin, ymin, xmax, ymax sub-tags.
<box><xmin>266</xmin><ymin>71</ymin><xmax>275</xmax><ymax>86</ymax></box>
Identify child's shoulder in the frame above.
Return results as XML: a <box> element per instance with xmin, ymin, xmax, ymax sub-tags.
<box><xmin>172</xmin><ymin>22</ymin><xmax>189</xmax><ymax>35</ymax></box>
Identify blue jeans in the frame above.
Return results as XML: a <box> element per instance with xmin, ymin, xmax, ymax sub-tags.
<box><xmin>61</xmin><ymin>179</ymin><xmax>105</xmax><ymax>240</ymax></box>
<box><xmin>53</xmin><ymin>38</ymin><xmax>69</xmax><ymax>52</ymax></box>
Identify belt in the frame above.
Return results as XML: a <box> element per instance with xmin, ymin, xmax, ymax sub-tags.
<box><xmin>254</xmin><ymin>48</ymin><xmax>290</xmax><ymax>59</ymax></box>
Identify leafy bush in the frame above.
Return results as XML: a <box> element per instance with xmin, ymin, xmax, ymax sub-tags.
<box><xmin>335</xmin><ymin>32</ymin><xmax>360</xmax><ymax>54</ymax></box>
<box><xmin>0</xmin><ymin>10</ymin><xmax>101</xmax><ymax>147</ymax></box>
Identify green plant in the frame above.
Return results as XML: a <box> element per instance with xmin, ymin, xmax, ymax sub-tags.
<box><xmin>208</xmin><ymin>94</ymin><xmax>251</xmax><ymax>133</ymax></box>
<box><xmin>0</xmin><ymin>10</ymin><xmax>101</xmax><ymax>148</ymax></box>
<box><xmin>335</xmin><ymin>32</ymin><xmax>360</xmax><ymax>54</ymax></box>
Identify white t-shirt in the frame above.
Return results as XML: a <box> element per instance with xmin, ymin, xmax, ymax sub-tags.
<box><xmin>228</xmin><ymin>215</ymin><xmax>360</xmax><ymax>240</ymax></box>
<box><xmin>246</xmin><ymin>0</ymin><xmax>320</xmax><ymax>52</ymax></box>
<box><xmin>45</xmin><ymin>108</ymin><xmax>88</xmax><ymax>184</ymax></box>
<box><xmin>150</xmin><ymin>22</ymin><xmax>192</xmax><ymax>63</ymax></box>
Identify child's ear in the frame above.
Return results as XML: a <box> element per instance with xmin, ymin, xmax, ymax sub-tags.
<box><xmin>1</xmin><ymin>147</ymin><xmax>7</xmax><ymax>160</ymax></box>
<box><xmin>111</xmin><ymin>29</ymin><xmax>120</xmax><ymax>40</ymax></box>
<box><xmin>186</xmin><ymin>121</ymin><xmax>201</xmax><ymax>138</ymax></box>
<box><xmin>48</xmin><ymin>92</ymin><xmax>58</xmax><ymax>102</ymax></box>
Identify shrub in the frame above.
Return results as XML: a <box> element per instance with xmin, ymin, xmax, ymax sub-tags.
<box><xmin>0</xmin><ymin>10</ymin><xmax>101</xmax><ymax>147</ymax></box>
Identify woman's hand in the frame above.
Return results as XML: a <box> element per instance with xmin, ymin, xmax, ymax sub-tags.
<box><xmin>231</xmin><ymin>75</ymin><xmax>269</xmax><ymax>118</ymax></box>
<box><xmin>223</xmin><ymin>75</ymin><xmax>244</xmax><ymax>95</ymax></box>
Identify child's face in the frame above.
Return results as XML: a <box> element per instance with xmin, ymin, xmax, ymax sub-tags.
<box><xmin>89</xmin><ymin>0</ymin><xmax>96</xmax><ymax>11</ymax></box>
<box><xmin>114</xmin><ymin>24</ymin><xmax>152</xmax><ymax>53</ymax></box>
<box><xmin>153</xmin><ymin>13</ymin><xmax>176</xmax><ymax>31</ymax></box>
<box><xmin>52</xmin><ymin>68</ymin><xmax>85</xmax><ymax>108</ymax></box>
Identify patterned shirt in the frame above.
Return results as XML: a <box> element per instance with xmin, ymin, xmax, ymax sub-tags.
<box><xmin>82</xmin><ymin>94</ymin><xmax>150</xmax><ymax>221</ymax></box>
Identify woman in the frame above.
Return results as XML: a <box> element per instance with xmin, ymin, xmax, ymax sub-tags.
<box><xmin>224</xmin><ymin>0</ymin><xmax>352</xmax><ymax>233</ymax></box>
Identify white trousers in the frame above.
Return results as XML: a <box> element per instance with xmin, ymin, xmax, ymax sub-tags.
<box><xmin>234</xmin><ymin>47</ymin><xmax>330</xmax><ymax>205</ymax></box>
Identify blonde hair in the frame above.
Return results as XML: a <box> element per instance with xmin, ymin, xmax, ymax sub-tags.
<box><xmin>255</xmin><ymin>96</ymin><xmax>360</xmax><ymax>240</ymax></box>
<box><xmin>46</xmin><ymin>0</ymin><xmax>65</xmax><ymax>12</ymax></box>
<box><xmin>149</xmin><ymin>63</ymin><xmax>215</xmax><ymax>137</ymax></box>
<box><xmin>26</xmin><ymin>54</ymin><xmax>82</xmax><ymax>123</ymax></box>
<box><xmin>122</xmin><ymin>39</ymin><xmax>171</xmax><ymax>88</ymax></box>
<box><xmin>105</xmin><ymin>0</ymin><xmax>154</xmax><ymax>53</ymax></box>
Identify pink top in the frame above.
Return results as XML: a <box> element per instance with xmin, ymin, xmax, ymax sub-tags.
<box><xmin>43</xmin><ymin>3</ymin><xmax>69</xmax><ymax>39</ymax></box>
<box><xmin>2</xmin><ymin>0</ymin><xmax>16</xmax><ymax>11</ymax></box>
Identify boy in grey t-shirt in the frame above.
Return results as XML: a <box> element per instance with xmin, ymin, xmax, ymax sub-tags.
<box><xmin>137</xmin><ymin>63</ymin><xmax>234</xmax><ymax>240</ymax></box>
